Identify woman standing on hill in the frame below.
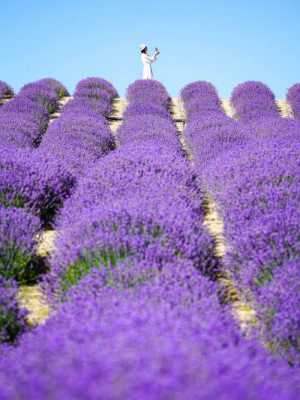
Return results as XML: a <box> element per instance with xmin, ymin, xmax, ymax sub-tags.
<box><xmin>140</xmin><ymin>44</ymin><xmax>160</xmax><ymax>80</ymax></box>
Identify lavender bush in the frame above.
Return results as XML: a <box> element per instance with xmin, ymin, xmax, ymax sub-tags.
<box><xmin>181</xmin><ymin>81</ymin><xmax>249</xmax><ymax>166</ymax></box>
<box><xmin>0</xmin><ymin>79</ymin><xmax>65</xmax><ymax>148</ymax></box>
<box><xmin>127</xmin><ymin>79</ymin><xmax>170</xmax><ymax>105</ymax></box>
<box><xmin>38</xmin><ymin>77</ymin><xmax>116</xmax><ymax>176</ymax></box>
<box><xmin>0</xmin><ymin>207</ymin><xmax>41</xmax><ymax>283</ymax></box>
<box><xmin>0</xmin><ymin>277</ymin><xmax>27</xmax><ymax>344</ymax></box>
<box><xmin>0</xmin><ymin>145</ymin><xmax>74</xmax><ymax>226</ymax></box>
<box><xmin>287</xmin><ymin>83</ymin><xmax>300</xmax><ymax>119</ymax></box>
<box><xmin>75</xmin><ymin>77</ymin><xmax>118</xmax><ymax>98</ymax></box>
<box><xmin>41</xmin><ymin>78</ymin><xmax>69</xmax><ymax>98</ymax></box>
<box><xmin>18</xmin><ymin>80</ymin><xmax>59</xmax><ymax>114</ymax></box>
<box><xmin>230</xmin><ymin>81</ymin><xmax>279</xmax><ymax>122</ymax></box>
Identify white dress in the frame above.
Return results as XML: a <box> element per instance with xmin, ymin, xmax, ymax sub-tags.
<box><xmin>141</xmin><ymin>51</ymin><xmax>159</xmax><ymax>79</ymax></box>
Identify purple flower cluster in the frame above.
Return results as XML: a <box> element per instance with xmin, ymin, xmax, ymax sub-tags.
<box><xmin>38</xmin><ymin>77</ymin><xmax>116</xmax><ymax>176</ymax></box>
<box><xmin>74</xmin><ymin>77</ymin><xmax>118</xmax><ymax>99</ymax></box>
<box><xmin>2</xmin><ymin>261</ymin><xmax>300</xmax><ymax>398</ymax></box>
<box><xmin>124</xmin><ymin>79</ymin><xmax>171</xmax><ymax>121</ymax></box>
<box><xmin>230</xmin><ymin>81</ymin><xmax>279</xmax><ymax>122</ymax></box>
<box><xmin>0</xmin><ymin>207</ymin><xmax>41</xmax><ymax>283</ymax></box>
<box><xmin>0</xmin><ymin>80</ymin><xmax>14</xmax><ymax>100</ymax></box>
<box><xmin>0</xmin><ymin>145</ymin><xmax>74</xmax><ymax>226</ymax></box>
<box><xmin>287</xmin><ymin>83</ymin><xmax>300</xmax><ymax>119</ymax></box>
<box><xmin>248</xmin><ymin>116</ymin><xmax>300</xmax><ymax>141</ymax></box>
<box><xmin>0</xmin><ymin>78</ymin><xmax>67</xmax><ymax>148</ymax></box>
<box><xmin>181</xmin><ymin>81</ymin><xmax>249</xmax><ymax>166</ymax></box>
<box><xmin>181</xmin><ymin>80</ymin><xmax>223</xmax><ymax>121</ymax></box>
<box><xmin>0</xmin><ymin>277</ymin><xmax>27</xmax><ymax>344</ymax></box>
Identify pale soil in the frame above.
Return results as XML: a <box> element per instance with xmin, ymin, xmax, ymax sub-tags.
<box><xmin>109</xmin><ymin>97</ymin><xmax>128</xmax><ymax>133</ymax></box>
<box><xmin>18</xmin><ymin>231</ymin><xmax>56</xmax><ymax>325</ymax></box>
<box><xmin>203</xmin><ymin>196</ymin><xmax>257</xmax><ymax>332</ymax></box>
<box><xmin>276</xmin><ymin>99</ymin><xmax>294</xmax><ymax>118</ymax></box>
<box><xmin>0</xmin><ymin>97</ymin><xmax>13</xmax><ymax>106</ymax></box>
<box><xmin>221</xmin><ymin>99</ymin><xmax>236</xmax><ymax>118</ymax></box>
<box><xmin>36</xmin><ymin>230</ymin><xmax>56</xmax><ymax>257</ymax></box>
<box><xmin>18</xmin><ymin>285</ymin><xmax>50</xmax><ymax>325</ymax></box>
<box><xmin>49</xmin><ymin>96</ymin><xmax>72</xmax><ymax>124</ymax></box>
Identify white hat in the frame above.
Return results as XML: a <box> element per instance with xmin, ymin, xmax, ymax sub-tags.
<box><xmin>139</xmin><ymin>43</ymin><xmax>147</xmax><ymax>51</ymax></box>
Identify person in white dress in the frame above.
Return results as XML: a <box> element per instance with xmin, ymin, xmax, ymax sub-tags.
<box><xmin>140</xmin><ymin>43</ymin><xmax>160</xmax><ymax>79</ymax></box>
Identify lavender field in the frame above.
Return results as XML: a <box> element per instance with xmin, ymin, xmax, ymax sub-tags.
<box><xmin>0</xmin><ymin>77</ymin><xmax>300</xmax><ymax>399</ymax></box>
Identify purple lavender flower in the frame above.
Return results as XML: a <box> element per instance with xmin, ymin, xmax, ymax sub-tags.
<box><xmin>127</xmin><ymin>79</ymin><xmax>170</xmax><ymax>105</ymax></box>
<box><xmin>40</xmin><ymin>78</ymin><xmax>69</xmax><ymax>98</ymax></box>
<box><xmin>287</xmin><ymin>83</ymin><xmax>300</xmax><ymax>119</ymax></box>
<box><xmin>0</xmin><ymin>145</ymin><xmax>74</xmax><ymax>226</ymax></box>
<box><xmin>0</xmin><ymin>79</ymin><xmax>65</xmax><ymax>148</ymax></box>
<box><xmin>38</xmin><ymin>78</ymin><xmax>116</xmax><ymax>177</ymax></box>
<box><xmin>18</xmin><ymin>81</ymin><xmax>59</xmax><ymax>114</ymax></box>
<box><xmin>230</xmin><ymin>81</ymin><xmax>278</xmax><ymax>122</ymax></box>
<box><xmin>75</xmin><ymin>77</ymin><xmax>118</xmax><ymax>98</ymax></box>
<box><xmin>181</xmin><ymin>80</ymin><xmax>220</xmax><ymax>104</ymax></box>
<box><xmin>0</xmin><ymin>207</ymin><xmax>41</xmax><ymax>283</ymax></box>
<box><xmin>0</xmin><ymin>277</ymin><xmax>27</xmax><ymax>344</ymax></box>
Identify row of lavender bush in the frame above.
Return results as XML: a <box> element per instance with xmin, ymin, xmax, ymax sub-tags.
<box><xmin>0</xmin><ymin>77</ymin><xmax>117</xmax><ymax>343</ymax></box>
<box><xmin>1</xmin><ymin>79</ymin><xmax>300</xmax><ymax>398</ymax></box>
<box><xmin>0</xmin><ymin>78</ymin><xmax>68</xmax><ymax>148</ymax></box>
<box><xmin>182</xmin><ymin>80</ymin><xmax>300</xmax><ymax>364</ymax></box>
<box><xmin>37</xmin><ymin>77</ymin><xmax>117</xmax><ymax>176</ymax></box>
<box><xmin>0</xmin><ymin>78</ymin><xmax>117</xmax><ymax>340</ymax></box>
<box><xmin>0</xmin><ymin>79</ymin><xmax>71</xmax><ymax>343</ymax></box>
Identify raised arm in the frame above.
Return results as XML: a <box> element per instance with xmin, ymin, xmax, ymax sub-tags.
<box><xmin>145</xmin><ymin>50</ymin><xmax>160</xmax><ymax>63</ymax></box>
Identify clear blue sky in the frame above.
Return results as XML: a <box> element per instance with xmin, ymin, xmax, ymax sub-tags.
<box><xmin>1</xmin><ymin>0</ymin><xmax>299</xmax><ymax>98</ymax></box>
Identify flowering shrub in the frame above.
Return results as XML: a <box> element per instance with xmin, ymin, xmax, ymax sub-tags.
<box><xmin>0</xmin><ymin>79</ymin><xmax>65</xmax><ymax>148</ymax></box>
<box><xmin>75</xmin><ymin>77</ymin><xmax>118</xmax><ymax>98</ymax></box>
<box><xmin>18</xmin><ymin>80</ymin><xmax>59</xmax><ymax>114</ymax></box>
<box><xmin>247</xmin><ymin>117</ymin><xmax>300</xmax><ymax>140</ymax></box>
<box><xmin>41</xmin><ymin>78</ymin><xmax>69</xmax><ymax>98</ymax></box>
<box><xmin>0</xmin><ymin>145</ymin><xmax>74</xmax><ymax>226</ymax></box>
<box><xmin>118</xmin><ymin>115</ymin><xmax>179</xmax><ymax>146</ymax></box>
<box><xmin>38</xmin><ymin>77</ymin><xmax>116</xmax><ymax>176</ymax></box>
<box><xmin>287</xmin><ymin>83</ymin><xmax>300</xmax><ymax>119</ymax></box>
<box><xmin>230</xmin><ymin>81</ymin><xmax>279</xmax><ymax>122</ymax></box>
<box><xmin>0</xmin><ymin>207</ymin><xmax>41</xmax><ymax>283</ymax></box>
<box><xmin>127</xmin><ymin>79</ymin><xmax>170</xmax><ymax>105</ymax></box>
<box><xmin>0</xmin><ymin>277</ymin><xmax>27</xmax><ymax>344</ymax></box>
<box><xmin>0</xmin><ymin>97</ymin><xmax>49</xmax><ymax>146</ymax></box>
<box><xmin>181</xmin><ymin>81</ymin><xmax>248</xmax><ymax>166</ymax></box>
<box><xmin>181</xmin><ymin>80</ymin><xmax>219</xmax><ymax>104</ymax></box>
